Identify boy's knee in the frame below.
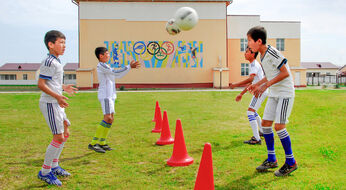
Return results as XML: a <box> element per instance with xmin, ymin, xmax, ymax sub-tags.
<box><xmin>53</xmin><ymin>134</ymin><xmax>64</xmax><ymax>143</ymax></box>
<box><xmin>262</xmin><ymin>120</ymin><xmax>273</xmax><ymax>127</ymax></box>
<box><xmin>104</xmin><ymin>116</ymin><xmax>113</xmax><ymax>124</ymax></box>
<box><xmin>274</xmin><ymin>124</ymin><xmax>286</xmax><ymax>131</ymax></box>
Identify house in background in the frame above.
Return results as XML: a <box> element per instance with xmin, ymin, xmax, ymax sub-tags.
<box><xmin>63</xmin><ymin>63</ymin><xmax>78</xmax><ymax>84</ymax></box>
<box><xmin>301</xmin><ymin>62</ymin><xmax>340</xmax><ymax>85</ymax></box>
<box><xmin>0</xmin><ymin>63</ymin><xmax>41</xmax><ymax>85</ymax></box>
<box><xmin>0</xmin><ymin>63</ymin><xmax>79</xmax><ymax>85</ymax></box>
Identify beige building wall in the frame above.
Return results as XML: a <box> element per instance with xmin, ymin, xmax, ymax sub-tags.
<box><xmin>77</xmin><ymin>1</ymin><xmax>228</xmax><ymax>88</ymax></box>
<box><xmin>0</xmin><ymin>71</ymin><xmax>37</xmax><ymax>80</ymax></box>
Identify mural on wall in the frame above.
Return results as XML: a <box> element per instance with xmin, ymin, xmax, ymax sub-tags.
<box><xmin>104</xmin><ymin>41</ymin><xmax>203</xmax><ymax>68</ymax></box>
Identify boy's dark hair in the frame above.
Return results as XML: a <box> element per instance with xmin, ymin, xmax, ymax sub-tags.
<box><xmin>95</xmin><ymin>47</ymin><xmax>108</xmax><ymax>60</ymax></box>
<box><xmin>247</xmin><ymin>26</ymin><xmax>267</xmax><ymax>45</ymax></box>
<box><xmin>44</xmin><ymin>30</ymin><xmax>66</xmax><ymax>50</ymax></box>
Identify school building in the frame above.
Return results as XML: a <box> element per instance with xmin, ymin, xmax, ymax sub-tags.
<box><xmin>73</xmin><ymin>0</ymin><xmax>306</xmax><ymax>89</ymax></box>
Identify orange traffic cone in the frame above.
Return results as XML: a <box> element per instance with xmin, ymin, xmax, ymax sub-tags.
<box><xmin>152</xmin><ymin>101</ymin><xmax>159</xmax><ymax>122</ymax></box>
<box><xmin>156</xmin><ymin>111</ymin><xmax>174</xmax><ymax>145</ymax></box>
<box><xmin>167</xmin><ymin>119</ymin><xmax>193</xmax><ymax>166</ymax></box>
<box><xmin>151</xmin><ymin>106</ymin><xmax>162</xmax><ymax>133</ymax></box>
<box><xmin>194</xmin><ymin>143</ymin><xmax>214</xmax><ymax>190</ymax></box>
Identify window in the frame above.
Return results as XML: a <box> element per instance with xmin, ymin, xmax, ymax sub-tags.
<box><xmin>241</xmin><ymin>63</ymin><xmax>249</xmax><ymax>76</ymax></box>
<box><xmin>276</xmin><ymin>38</ymin><xmax>285</xmax><ymax>51</ymax></box>
<box><xmin>0</xmin><ymin>74</ymin><xmax>17</xmax><ymax>80</ymax></box>
<box><xmin>23</xmin><ymin>74</ymin><xmax>28</xmax><ymax>80</ymax></box>
<box><xmin>64</xmin><ymin>74</ymin><xmax>76</xmax><ymax>80</ymax></box>
<box><xmin>240</xmin><ymin>38</ymin><xmax>248</xmax><ymax>52</ymax></box>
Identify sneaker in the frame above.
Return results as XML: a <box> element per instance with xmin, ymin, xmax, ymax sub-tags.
<box><xmin>88</xmin><ymin>144</ymin><xmax>106</xmax><ymax>153</ymax></box>
<box><xmin>259</xmin><ymin>131</ymin><xmax>264</xmax><ymax>137</ymax></box>
<box><xmin>38</xmin><ymin>171</ymin><xmax>62</xmax><ymax>186</ymax></box>
<box><xmin>52</xmin><ymin>166</ymin><xmax>71</xmax><ymax>177</ymax></box>
<box><xmin>244</xmin><ymin>136</ymin><xmax>261</xmax><ymax>145</ymax></box>
<box><xmin>274</xmin><ymin>162</ymin><xmax>298</xmax><ymax>177</ymax></box>
<box><xmin>256</xmin><ymin>159</ymin><xmax>278</xmax><ymax>172</ymax></box>
<box><xmin>99</xmin><ymin>144</ymin><xmax>113</xmax><ymax>151</ymax></box>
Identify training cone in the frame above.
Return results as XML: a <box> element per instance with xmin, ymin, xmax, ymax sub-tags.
<box><xmin>152</xmin><ymin>101</ymin><xmax>159</xmax><ymax>122</ymax></box>
<box><xmin>151</xmin><ymin>106</ymin><xmax>162</xmax><ymax>133</ymax></box>
<box><xmin>167</xmin><ymin>119</ymin><xmax>193</xmax><ymax>166</ymax></box>
<box><xmin>156</xmin><ymin>111</ymin><xmax>174</xmax><ymax>145</ymax></box>
<box><xmin>194</xmin><ymin>143</ymin><xmax>214</xmax><ymax>190</ymax></box>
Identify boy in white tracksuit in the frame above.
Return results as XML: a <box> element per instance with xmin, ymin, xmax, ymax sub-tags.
<box><xmin>88</xmin><ymin>47</ymin><xmax>140</xmax><ymax>153</ymax></box>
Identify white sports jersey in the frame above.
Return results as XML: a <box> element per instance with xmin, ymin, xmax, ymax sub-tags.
<box><xmin>97</xmin><ymin>62</ymin><xmax>131</xmax><ymax>100</ymax></box>
<box><xmin>261</xmin><ymin>45</ymin><xmax>295</xmax><ymax>97</ymax></box>
<box><xmin>39</xmin><ymin>54</ymin><xmax>64</xmax><ymax>103</ymax></box>
<box><xmin>249</xmin><ymin>59</ymin><xmax>265</xmax><ymax>84</ymax></box>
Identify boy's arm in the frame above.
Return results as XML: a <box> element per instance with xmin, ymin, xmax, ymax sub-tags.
<box><xmin>99</xmin><ymin>60</ymin><xmax>140</xmax><ymax>79</ymax></box>
<box><xmin>38</xmin><ymin>78</ymin><xmax>69</xmax><ymax>108</ymax></box>
<box><xmin>230</xmin><ymin>74</ymin><xmax>255</xmax><ymax>89</ymax></box>
<box><xmin>253</xmin><ymin>64</ymin><xmax>290</xmax><ymax>97</ymax></box>
<box><xmin>235</xmin><ymin>84</ymin><xmax>249</xmax><ymax>102</ymax></box>
<box><xmin>62</xmin><ymin>84</ymin><xmax>78</xmax><ymax>96</ymax></box>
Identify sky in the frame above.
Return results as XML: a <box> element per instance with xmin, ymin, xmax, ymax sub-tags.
<box><xmin>0</xmin><ymin>0</ymin><xmax>345</xmax><ymax>67</ymax></box>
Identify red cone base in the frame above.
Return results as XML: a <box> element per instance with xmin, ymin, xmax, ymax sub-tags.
<box><xmin>156</xmin><ymin>111</ymin><xmax>174</xmax><ymax>145</ymax></box>
<box><xmin>194</xmin><ymin>143</ymin><xmax>214</xmax><ymax>190</ymax></box>
<box><xmin>167</xmin><ymin>119</ymin><xmax>193</xmax><ymax>166</ymax></box>
<box><xmin>151</xmin><ymin>106</ymin><xmax>162</xmax><ymax>133</ymax></box>
<box><xmin>152</xmin><ymin>101</ymin><xmax>159</xmax><ymax>122</ymax></box>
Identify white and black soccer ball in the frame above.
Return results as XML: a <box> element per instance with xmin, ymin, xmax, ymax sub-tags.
<box><xmin>174</xmin><ymin>7</ymin><xmax>199</xmax><ymax>31</ymax></box>
<box><xmin>165</xmin><ymin>18</ymin><xmax>181</xmax><ymax>35</ymax></box>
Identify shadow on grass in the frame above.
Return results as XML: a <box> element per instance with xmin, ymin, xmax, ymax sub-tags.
<box><xmin>146</xmin><ymin>164</ymin><xmax>171</xmax><ymax>175</ymax></box>
<box><xmin>15</xmin><ymin>184</ymin><xmax>48</xmax><ymax>190</ymax></box>
<box><xmin>6</xmin><ymin>152</ymin><xmax>93</xmax><ymax>167</ymax></box>
<box><xmin>215</xmin><ymin>171</ymin><xmax>283</xmax><ymax>190</ymax></box>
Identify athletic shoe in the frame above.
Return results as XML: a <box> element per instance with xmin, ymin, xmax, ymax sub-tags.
<box><xmin>37</xmin><ymin>171</ymin><xmax>62</xmax><ymax>186</ymax></box>
<box><xmin>274</xmin><ymin>162</ymin><xmax>298</xmax><ymax>177</ymax></box>
<box><xmin>52</xmin><ymin>166</ymin><xmax>71</xmax><ymax>177</ymax></box>
<box><xmin>259</xmin><ymin>131</ymin><xmax>264</xmax><ymax>137</ymax></box>
<box><xmin>256</xmin><ymin>159</ymin><xmax>278</xmax><ymax>172</ymax></box>
<box><xmin>99</xmin><ymin>144</ymin><xmax>113</xmax><ymax>151</ymax></box>
<box><xmin>244</xmin><ymin>136</ymin><xmax>261</xmax><ymax>145</ymax></box>
<box><xmin>88</xmin><ymin>144</ymin><xmax>106</xmax><ymax>153</ymax></box>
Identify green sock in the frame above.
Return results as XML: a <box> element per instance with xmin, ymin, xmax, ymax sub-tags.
<box><xmin>90</xmin><ymin>124</ymin><xmax>105</xmax><ymax>145</ymax></box>
<box><xmin>99</xmin><ymin>121</ymin><xmax>112</xmax><ymax>146</ymax></box>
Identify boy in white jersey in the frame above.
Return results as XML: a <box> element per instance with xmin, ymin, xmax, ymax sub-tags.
<box><xmin>247</xmin><ymin>26</ymin><xmax>298</xmax><ymax>177</ymax></box>
<box><xmin>37</xmin><ymin>30</ymin><xmax>78</xmax><ymax>186</ymax></box>
<box><xmin>88</xmin><ymin>47</ymin><xmax>140</xmax><ymax>153</ymax></box>
<box><xmin>230</xmin><ymin>47</ymin><xmax>267</xmax><ymax>145</ymax></box>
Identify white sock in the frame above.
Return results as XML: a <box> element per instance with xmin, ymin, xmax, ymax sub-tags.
<box><xmin>247</xmin><ymin>111</ymin><xmax>260</xmax><ymax>141</ymax></box>
<box><xmin>52</xmin><ymin>136</ymin><xmax>68</xmax><ymax>168</ymax></box>
<box><xmin>41</xmin><ymin>140</ymin><xmax>62</xmax><ymax>175</ymax></box>
<box><xmin>255</xmin><ymin>112</ymin><xmax>263</xmax><ymax>133</ymax></box>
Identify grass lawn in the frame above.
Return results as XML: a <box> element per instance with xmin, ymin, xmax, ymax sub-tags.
<box><xmin>0</xmin><ymin>89</ymin><xmax>345</xmax><ymax>189</ymax></box>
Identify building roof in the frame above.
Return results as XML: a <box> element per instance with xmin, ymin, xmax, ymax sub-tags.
<box><xmin>0</xmin><ymin>63</ymin><xmax>41</xmax><ymax>71</ymax></box>
<box><xmin>75</xmin><ymin>0</ymin><xmax>232</xmax><ymax>2</ymax></box>
<box><xmin>64</xmin><ymin>63</ymin><xmax>79</xmax><ymax>71</ymax></box>
<box><xmin>301</xmin><ymin>62</ymin><xmax>339</xmax><ymax>69</ymax></box>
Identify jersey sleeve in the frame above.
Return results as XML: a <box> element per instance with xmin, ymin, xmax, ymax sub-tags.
<box><xmin>267</xmin><ymin>47</ymin><xmax>287</xmax><ymax>69</ymax></box>
<box><xmin>39</xmin><ymin>60</ymin><xmax>56</xmax><ymax>80</ymax></box>
<box><xmin>98</xmin><ymin>63</ymin><xmax>131</xmax><ymax>79</ymax></box>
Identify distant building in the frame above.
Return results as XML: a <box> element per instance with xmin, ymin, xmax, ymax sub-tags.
<box><xmin>0</xmin><ymin>63</ymin><xmax>78</xmax><ymax>85</ymax></box>
<box><xmin>0</xmin><ymin>63</ymin><xmax>41</xmax><ymax>85</ymax></box>
<box><xmin>63</xmin><ymin>63</ymin><xmax>78</xmax><ymax>84</ymax></box>
<box><xmin>337</xmin><ymin>64</ymin><xmax>346</xmax><ymax>76</ymax></box>
<box><xmin>301</xmin><ymin>62</ymin><xmax>340</xmax><ymax>85</ymax></box>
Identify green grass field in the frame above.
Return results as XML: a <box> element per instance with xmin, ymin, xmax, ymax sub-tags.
<box><xmin>0</xmin><ymin>89</ymin><xmax>345</xmax><ymax>189</ymax></box>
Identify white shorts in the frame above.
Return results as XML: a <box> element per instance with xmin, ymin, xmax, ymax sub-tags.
<box><xmin>263</xmin><ymin>97</ymin><xmax>294</xmax><ymax>124</ymax></box>
<box><xmin>39</xmin><ymin>102</ymin><xmax>70</xmax><ymax>135</ymax></box>
<box><xmin>99</xmin><ymin>98</ymin><xmax>115</xmax><ymax>115</ymax></box>
<box><xmin>248</xmin><ymin>94</ymin><xmax>267</xmax><ymax>111</ymax></box>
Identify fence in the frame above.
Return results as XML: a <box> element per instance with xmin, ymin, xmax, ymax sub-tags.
<box><xmin>307</xmin><ymin>75</ymin><xmax>346</xmax><ymax>86</ymax></box>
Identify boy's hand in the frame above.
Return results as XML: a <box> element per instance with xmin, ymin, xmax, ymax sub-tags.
<box><xmin>235</xmin><ymin>94</ymin><xmax>243</xmax><ymax>102</ymax></box>
<box><xmin>230</xmin><ymin>83</ymin><xmax>236</xmax><ymax>89</ymax></box>
<box><xmin>253</xmin><ymin>83</ymin><xmax>268</xmax><ymax>98</ymax></box>
<box><xmin>63</xmin><ymin>84</ymin><xmax>78</xmax><ymax>96</ymax></box>
<box><xmin>56</xmin><ymin>95</ymin><xmax>69</xmax><ymax>108</ymax></box>
<box><xmin>130</xmin><ymin>60</ymin><xmax>141</xmax><ymax>69</ymax></box>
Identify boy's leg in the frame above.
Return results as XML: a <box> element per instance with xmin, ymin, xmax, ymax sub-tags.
<box><xmin>274</xmin><ymin>98</ymin><xmax>297</xmax><ymax>176</ymax></box>
<box><xmin>254</xmin><ymin>112</ymin><xmax>263</xmax><ymax>134</ymax></box>
<box><xmin>245</xmin><ymin>108</ymin><xmax>261</xmax><ymax>143</ymax></box>
<box><xmin>256</xmin><ymin>97</ymin><xmax>278</xmax><ymax>171</ymax></box>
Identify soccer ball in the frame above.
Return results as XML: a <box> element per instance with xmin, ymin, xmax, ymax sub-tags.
<box><xmin>174</xmin><ymin>7</ymin><xmax>199</xmax><ymax>31</ymax></box>
<box><xmin>165</xmin><ymin>18</ymin><xmax>181</xmax><ymax>35</ymax></box>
